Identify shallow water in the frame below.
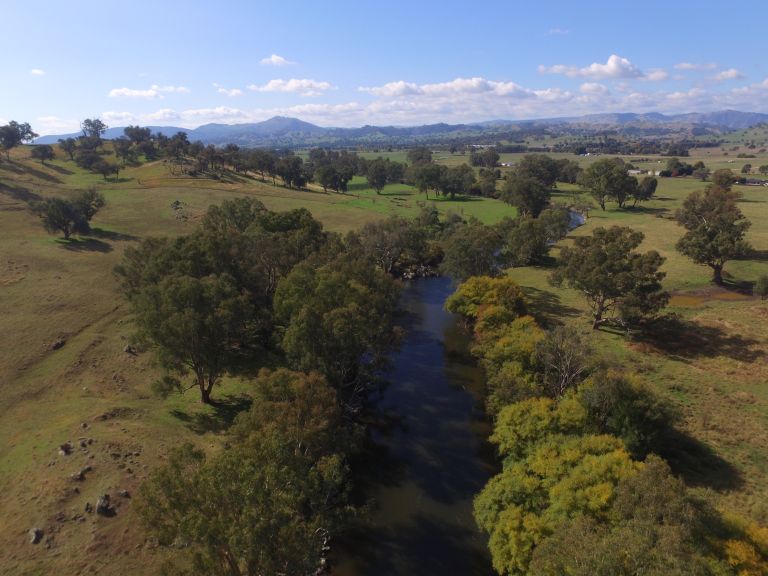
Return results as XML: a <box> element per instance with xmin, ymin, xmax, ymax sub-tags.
<box><xmin>333</xmin><ymin>277</ymin><xmax>496</xmax><ymax>576</ymax></box>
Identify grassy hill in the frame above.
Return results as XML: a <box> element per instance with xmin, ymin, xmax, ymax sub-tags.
<box><xmin>1</xmin><ymin>144</ymin><xmax>768</xmax><ymax>574</ymax></box>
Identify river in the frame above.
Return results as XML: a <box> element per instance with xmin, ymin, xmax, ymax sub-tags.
<box><xmin>332</xmin><ymin>277</ymin><xmax>497</xmax><ymax>576</ymax></box>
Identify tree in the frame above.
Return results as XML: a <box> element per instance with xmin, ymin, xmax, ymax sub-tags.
<box><xmin>355</xmin><ymin>216</ymin><xmax>427</xmax><ymax>275</ymax></box>
<box><xmin>514</xmin><ymin>154</ymin><xmax>559</xmax><ymax>187</ymax></box>
<box><xmin>675</xmin><ymin>185</ymin><xmax>751</xmax><ymax>285</ymax></box>
<box><xmin>366</xmin><ymin>158</ymin><xmax>389</xmax><ymax>194</ymax></box>
<box><xmin>742</xmin><ymin>163</ymin><xmax>753</xmax><ymax>174</ymax></box>
<box><xmin>501</xmin><ymin>175</ymin><xmax>550</xmax><ymax>217</ymax></box>
<box><xmin>131</xmin><ymin>273</ymin><xmax>256</xmax><ymax>404</ymax></box>
<box><xmin>274</xmin><ymin>255</ymin><xmax>400</xmax><ymax>393</ymax></box>
<box><xmin>440</xmin><ymin>220</ymin><xmax>502</xmax><ymax>280</ymax></box>
<box><xmin>474</xmin><ymin>396</ymin><xmax>639</xmax><ymax>576</ymax></box>
<box><xmin>406</xmin><ymin>146</ymin><xmax>432</xmax><ymax>165</ymax></box>
<box><xmin>137</xmin><ymin>428</ymin><xmax>349</xmax><ymax>576</ymax></box>
<box><xmin>759</xmin><ymin>165</ymin><xmax>768</xmax><ymax>175</ymax></box>
<box><xmin>407</xmin><ymin>162</ymin><xmax>444</xmax><ymax>198</ymax></box>
<box><xmin>498</xmin><ymin>208</ymin><xmax>570</xmax><ymax>267</ymax></box>
<box><xmin>755</xmin><ymin>275</ymin><xmax>768</xmax><ymax>300</ymax></box>
<box><xmin>315</xmin><ymin>164</ymin><xmax>339</xmax><ymax>192</ymax></box>
<box><xmin>30</xmin><ymin>144</ymin><xmax>54</xmax><ymax>165</ymax></box>
<box><xmin>631</xmin><ymin>176</ymin><xmax>657</xmax><ymax>207</ymax></box>
<box><xmin>0</xmin><ymin>121</ymin><xmax>38</xmax><ymax>160</ymax></box>
<box><xmin>58</xmin><ymin>137</ymin><xmax>77</xmax><ymax>160</ymax></box>
<box><xmin>32</xmin><ymin>197</ymin><xmax>90</xmax><ymax>239</ymax></box>
<box><xmin>550</xmin><ymin>226</ymin><xmax>668</xmax><ymax>328</ymax></box>
<box><xmin>73</xmin><ymin>188</ymin><xmax>105</xmax><ymax>221</ymax></box>
<box><xmin>555</xmin><ymin>158</ymin><xmax>582</xmax><ymax>184</ymax></box>
<box><xmin>711</xmin><ymin>168</ymin><xmax>736</xmax><ymax>188</ymax></box>
<box><xmin>440</xmin><ymin>163</ymin><xmax>475</xmax><ymax>199</ymax></box>
<box><xmin>534</xmin><ymin>326</ymin><xmax>591</xmax><ymax>398</ymax></box>
<box><xmin>80</xmin><ymin>118</ymin><xmax>108</xmax><ymax>140</ymax></box>
<box><xmin>578</xmin><ymin>158</ymin><xmax>637</xmax><ymax>210</ymax></box>
<box><xmin>124</xmin><ymin>125</ymin><xmax>151</xmax><ymax>143</ymax></box>
<box><xmin>529</xmin><ymin>456</ymin><xmax>714</xmax><ymax>576</ymax></box>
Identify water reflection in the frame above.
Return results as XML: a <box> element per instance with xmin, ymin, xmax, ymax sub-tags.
<box><xmin>333</xmin><ymin>277</ymin><xmax>496</xmax><ymax>576</ymax></box>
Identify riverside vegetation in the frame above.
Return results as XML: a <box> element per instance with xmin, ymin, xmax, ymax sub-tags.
<box><xmin>1</xmin><ymin>118</ymin><xmax>768</xmax><ymax>575</ymax></box>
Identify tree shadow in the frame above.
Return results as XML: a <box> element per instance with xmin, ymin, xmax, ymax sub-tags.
<box><xmin>626</xmin><ymin>205</ymin><xmax>670</xmax><ymax>215</ymax></box>
<box><xmin>659</xmin><ymin>428</ymin><xmax>743</xmax><ymax>492</ymax></box>
<box><xmin>89</xmin><ymin>227</ymin><xmax>139</xmax><ymax>242</ymax></box>
<box><xmin>522</xmin><ymin>286</ymin><xmax>581</xmax><ymax>327</ymax></box>
<box><xmin>56</xmin><ymin>237</ymin><xmax>113</xmax><ymax>253</ymax></box>
<box><xmin>19</xmin><ymin>163</ymin><xmax>64</xmax><ymax>184</ymax></box>
<box><xmin>46</xmin><ymin>163</ymin><xmax>75</xmax><ymax>176</ymax></box>
<box><xmin>112</xmin><ymin>176</ymin><xmax>135</xmax><ymax>183</ymax></box>
<box><xmin>749</xmin><ymin>249</ymin><xmax>768</xmax><ymax>262</ymax></box>
<box><xmin>635</xmin><ymin>315</ymin><xmax>763</xmax><ymax>362</ymax></box>
<box><xmin>0</xmin><ymin>181</ymin><xmax>42</xmax><ymax>204</ymax></box>
<box><xmin>170</xmin><ymin>393</ymin><xmax>252</xmax><ymax>434</ymax></box>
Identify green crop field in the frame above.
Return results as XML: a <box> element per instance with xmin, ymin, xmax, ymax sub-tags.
<box><xmin>1</xmin><ymin>142</ymin><xmax>768</xmax><ymax>575</ymax></box>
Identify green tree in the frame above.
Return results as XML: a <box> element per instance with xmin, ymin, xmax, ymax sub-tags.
<box><xmin>30</xmin><ymin>144</ymin><xmax>54</xmax><ymax>165</ymax></box>
<box><xmin>755</xmin><ymin>275</ymin><xmax>768</xmax><ymax>299</ymax></box>
<box><xmin>406</xmin><ymin>146</ymin><xmax>433</xmax><ymax>165</ymax></box>
<box><xmin>529</xmin><ymin>456</ymin><xmax>713</xmax><ymax>576</ymax></box>
<box><xmin>474</xmin><ymin>396</ymin><xmax>639</xmax><ymax>576</ymax></box>
<box><xmin>80</xmin><ymin>118</ymin><xmax>108</xmax><ymax>140</ymax></box>
<box><xmin>58</xmin><ymin>137</ymin><xmax>77</xmax><ymax>160</ymax></box>
<box><xmin>711</xmin><ymin>168</ymin><xmax>736</xmax><ymax>188</ymax></box>
<box><xmin>498</xmin><ymin>208</ymin><xmax>570</xmax><ymax>267</ymax></box>
<box><xmin>355</xmin><ymin>216</ymin><xmax>427</xmax><ymax>275</ymax></box>
<box><xmin>500</xmin><ymin>175</ymin><xmax>551</xmax><ymax>217</ymax></box>
<box><xmin>440</xmin><ymin>164</ymin><xmax>475</xmax><ymax>199</ymax></box>
<box><xmin>631</xmin><ymin>176</ymin><xmax>657</xmax><ymax>207</ymax></box>
<box><xmin>0</xmin><ymin>121</ymin><xmax>38</xmax><ymax>160</ymax></box>
<box><xmin>742</xmin><ymin>163</ymin><xmax>753</xmax><ymax>174</ymax></box>
<box><xmin>131</xmin><ymin>273</ymin><xmax>256</xmax><ymax>404</ymax></box>
<box><xmin>675</xmin><ymin>185</ymin><xmax>751</xmax><ymax>285</ymax></box>
<box><xmin>758</xmin><ymin>164</ymin><xmax>768</xmax><ymax>175</ymax></box>
<box><xmin>407</xmin><ymin>162</ymin><xmax>444</xmax><ymax>198</ymax></box>
<box><xmin>440</xmin><ymin>220</ymin><xmax>502</xmax><ymax>280</ymax></box>
<box><xmin>72</xmin><ymin>188</ymin><xmax>105</xmax><ymax>222</ymax></box>
<box><xmin>551</xmin><ymin>226</ymin><xmax>668</xmax><ymax>328</ymax></box>
<box><xmin>274</xmin><ymin>255</ymin><xmax>400</xmax><ymax>392</ymax></box>
<box><xmin>578</xmin><ymin>158</ymin><xmax>637</xmax><ymax>210</ymax></box>
<box><xmin>136</xmin><ymin>435</ymin><xmax>348</xmax><ymax>576</ymax></box>
<box><xmin>514</xmin><ymin>154</ymin><xmax>559</xmax><ymax>187</ymax></box>
<box><xmin>366</xmin><ymin>158</ymin><xmax>389</xmax><ymax>194</ymax></box>
<box><xmin>32</xmin><ymin>197</ymin><xmax>90</xmax><ymax>239</ymax></box>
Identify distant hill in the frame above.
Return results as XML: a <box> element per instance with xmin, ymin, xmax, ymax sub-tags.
<box><xmin>34</xmin><ymin>110</ymin><xmax>768</xmax><ymax>147</ymax></box>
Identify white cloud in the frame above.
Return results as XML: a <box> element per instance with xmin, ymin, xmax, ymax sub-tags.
<box><xmin>248</xmin><ymin>78</ymin><xmax>334</xmax><ymax>96</ymax></box>
<box><xmin>30</xmin><ymin>69</ymin><xmax>45</xmax><ymax>76</ymax></box>
<box><xmin>359</xmin><ymin>77</ymin><xmax>531</xmax><ymax>98</ymax></box>
<box><xmin>580</xmin><ymin>82</ymin><xmax>609</xmax><ymax>95</ymax></box>
<box><xmin>145</xmin><ymin>108</ymin><xmax>182</xmax><ymax>122</ymax></box>
<box><xmin>35</xmin><ymin>116</ymin><xmax>79</xmax><ymax>135</ymax></box>
<box><xmin>712</xmin><ymin>68</ymin><xmax>743</xmax><ymax>81</ymax></box>
<box><xmin>259</xmin><ymin>54</ymin><xmax>293</xmax><ymax>66</ymax></box>
<box><xmin>643</xmin><ymin>69</ymin><xmax>669</xmax><ymax>82</ymax></box>
<box><xmin>539</xmin><ymin>54</ymin><xmax>644</xmax><ymax>80</ymax></box>
<box><xmin>674</xmin><ymin>62</ymin><xmax>717</xmax><ymax>71</ymax></box>
<box><xmin>547</xmin><ymin>27</ymin><xmax>569</xmax><ymax>35</ymax></box>
<box><xmin>213</xmin><ymin>83</ymin><xmax>243</xmax><ymax>97</ymax></box>
<box><xmin>108</xmin><ymin>84</ymin><xmax>190</xmax><ymax>99</ymax></box>
<box><xmin>101</xmin><ymin>111</ymin><xmax>138</xmax><ymax>125</ymax></box>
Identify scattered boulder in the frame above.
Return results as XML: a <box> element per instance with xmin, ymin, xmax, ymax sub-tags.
<box><xmin>84</xmin><ymin>502</ymin><xmax>93</xmax><ymax>514</ymax></box>
<box><xmin>70</xmin><ymin>471</ymin><xmax>84</xmax><ymax>482</ymax></box>
<box><xmin>118</xmin><ymin>490</ymin><xmax>130</xmax><ymax>498</ymax></box>
<box><xmin>96</xmin><ymin>494</ymin><xmax>114</xmax><ymax>517</ymax></box>
<box><xmin>80</xmin><ymin>422</ymin><xmax>89</xmax><ymax>429</ymax></box>
<box><xmin>50</xmin><ymin>337</ymin><xmax>66</xmax><ymax>351</ymax></box>
<box><xmin>29</xmin><ymin>528</ymin><xmax>43</xmax><ymax>544</ymax></box>
<box><xmin>58</xmin><ymin>442</ymin><xmax>73</xmax><ymax>456</ymax></box>
<box><xmin>123</xmin><ymin>344</ymin><xmax>137</xmax><ymax>355</ymax></box>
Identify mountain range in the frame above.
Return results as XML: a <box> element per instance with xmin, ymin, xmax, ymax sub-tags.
<box><xmin>34</xmin><ymin>110</ymin><xmax>768</xmax><ymax>147</ymax></box>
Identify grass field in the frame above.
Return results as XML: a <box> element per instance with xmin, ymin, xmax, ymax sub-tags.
<box><xmin>1</xmin><ymin>143</ymin><xmax>768</xmax><ymax>574</ymax></box>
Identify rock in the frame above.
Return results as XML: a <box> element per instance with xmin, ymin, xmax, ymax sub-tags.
<box><xmin>29</xmin><ymin>528</ymin><xmax>43</xmax><ymax>544</ymax></box>
<box><xmin>81</xmin><ymin>465</ymin><xmax>92</xmax><ymax>473</ymax></box>
<box><xmin>118</xmin><ymin>490</ymin><xmax>130</xmax><ymax>498</ymax></box>
<box><xmin>84</xmin><ymin>502</ymin><xmax>93</xmax><ymax>514</ymax></box>
<box><xmin>79</xmin><ymin>439</ymin><xmax>88</xmax><ymax>448</ymax></box>
<box><xmin>96</xmin><ymin>494</ymin><xmax>113</xmax><ymax>516</ymax></box>
<box><xmin>58</xmin><ymin>442</ymin><xmax>73</xmax><ymax>456</ymax></box>
<box><xmin>80</xmin><ymin>422</ymin><xmax>88</xmax><ymax>429</ymax></box>
<box><xmin>123</xmin><ymin>345</ymin><xmax>136</xmax><ymax>355</ymax></box>
<box><xmin>50</xmin><ymin>337</ymin><xmax>66</xmax><ymax>351</ymax></box>
<box><xmin>70</xmin><ymin>471</ymin><xmax>84</xmax><ymax>482</ymax></box>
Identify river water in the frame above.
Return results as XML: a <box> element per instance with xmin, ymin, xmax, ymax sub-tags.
<box><xmin>333</xmin><ymin>277</ymin><xmax>497</xmax><ymax>576</ymax></box>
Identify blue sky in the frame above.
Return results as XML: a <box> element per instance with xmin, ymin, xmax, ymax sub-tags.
<box><xmin>3</xmin><ymin>0</ymin><xmax>767</xmax><ymax>134</ymax></box>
